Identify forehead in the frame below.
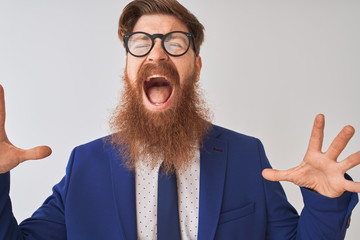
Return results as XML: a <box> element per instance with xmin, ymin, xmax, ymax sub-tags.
<box><xmin>132</xmin><ymin>14</ymin><xmax>189</xmax><ymax>34</ymax></box>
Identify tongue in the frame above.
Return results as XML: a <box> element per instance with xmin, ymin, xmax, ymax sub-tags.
<box><xmin>147</xmin><ymin>85</ymin><xmax>172</xmax><ymax>104</ymax></box>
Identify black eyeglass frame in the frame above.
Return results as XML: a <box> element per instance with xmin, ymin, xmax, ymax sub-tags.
<box><xmin>123</xmin><ymin>31</ymin><xmax>196</xmax><ymax>57</ymax></box>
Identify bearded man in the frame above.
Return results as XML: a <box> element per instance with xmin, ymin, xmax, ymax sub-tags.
<box><xmin>0</xmin><ymin>0</ymin><xmax>359</xmax><ymax>239</ymax></box>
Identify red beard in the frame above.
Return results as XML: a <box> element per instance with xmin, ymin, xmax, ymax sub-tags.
<box><xmin>109</xmin><ymin>61</ymin><xmax>211</xmax><ymax>173</ymax></box>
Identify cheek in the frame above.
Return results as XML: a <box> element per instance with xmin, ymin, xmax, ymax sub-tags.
<box><xmin>177</xmin><ymin>61</ymin><xmax>196</xmax><ymax>85</ymax></box>
<box><xmin>125</xmin><ymin>57</ymin><xmax>142</xmax><ymax>84</ymax></box>
<box><xmin>172</xmin><ymin>57</ymin><xmax>195</xmax><ymax>80</ymax></box>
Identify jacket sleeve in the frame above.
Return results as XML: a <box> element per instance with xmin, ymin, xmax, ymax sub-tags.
<box><xmin>297</xmin><ymin>184</ymin><xmax>358</xmax><ymax>239</ymax></box>
<box><xmin>0</xmin><ymin>148</ymin><xmax>77</xmax><ymax>240</ymax></box>
<box><xmin>257</xmin><ymin>139</ymin><xmax>358</xmax><ymax>240</ymax></box>
<box><xmin>0</xmin><ymin>172</ymin><xmax>22</xmax><ymax>240</ymax></box>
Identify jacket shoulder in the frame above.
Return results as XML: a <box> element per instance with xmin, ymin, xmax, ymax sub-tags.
<box><xmin>72</xmin><ymin>135</ymin><xmax>114</xmax><ymax>159</ymax></box>
<box><xmin>211</xmin><ymin>125</ymin><xmax>260</xmax><ymax>144</ymax></box>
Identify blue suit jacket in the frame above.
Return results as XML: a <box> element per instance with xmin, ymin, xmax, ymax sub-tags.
<box><xmin>0</xmin><ymin>125</ymin><xmax>358</xmax><ymax>239</ymax></box>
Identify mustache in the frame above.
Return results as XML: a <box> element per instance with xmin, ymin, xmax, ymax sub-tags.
<box><xmin>136</xmin><ymin>62</ymin><xmax>180</xmax><ymax>86</ymax></box>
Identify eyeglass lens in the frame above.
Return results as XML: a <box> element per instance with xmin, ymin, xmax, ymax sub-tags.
<box><xmin>127</xmin><ymin>32</ymin><xmax>190</xmax><ymax>57</ymax></box>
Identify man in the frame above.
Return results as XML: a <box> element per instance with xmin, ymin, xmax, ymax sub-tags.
<box><xmin>0</xmin><ymin>0</ymin><xmax>359</xmax><ymax>239</ymax></box>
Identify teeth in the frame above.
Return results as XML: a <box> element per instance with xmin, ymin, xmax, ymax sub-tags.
<box><xmin>147</xmin><ymin>75</ymin><xmax>166</xmax><ymax>81</ymax></box>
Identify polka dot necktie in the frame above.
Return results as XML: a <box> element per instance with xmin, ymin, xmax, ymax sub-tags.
<box><xmin>157</xmin><ymin>165</ymin><xmax>181</xmax><ymax>240</ymax></box>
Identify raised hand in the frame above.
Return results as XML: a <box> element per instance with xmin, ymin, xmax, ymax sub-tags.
<box><xmin>262</xmin><ymin>114</ymin><xmax>360</xmax><ymax>198</ymax></box>
<box><xmin>0</xmin><ymin>84</ymin><xmax>52</xmax><ymax>174</ymax></box>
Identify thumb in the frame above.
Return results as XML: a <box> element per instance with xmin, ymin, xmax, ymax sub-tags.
<box><xmin>20</xmin><ymin>146</ymin><xmax>52</xmax><ymax>162</ymax></box>
<box><xmin>262</xmin><ymin>168</ymin><xmax>289</xmax><ymax>182</ymax></box>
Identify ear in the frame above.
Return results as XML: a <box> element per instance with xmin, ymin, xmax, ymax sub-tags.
<box><xmin>195</xmin><ymin>56</ymin><xmax>202</xmax><ymax>82</ymax></box>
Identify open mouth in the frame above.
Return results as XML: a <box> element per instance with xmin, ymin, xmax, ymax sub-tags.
<box><xmin>143</xmin><ymin>75</ymin><xmax>174</xmax><ymax>110</ymax></box>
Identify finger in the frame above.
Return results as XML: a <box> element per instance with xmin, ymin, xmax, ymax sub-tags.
<box><xmin>344</xmin><ymin>180</ymin><xmax>360</xmax><ymax>193</ymax></box>
<box><xmin>262</xmin><ymin>168</ymin><xmax>291</xmax><ymax>182</ymax></box>
<box><xmin>19</xmin><ymin>146</ymin><xmax>52</xmax><ymax>162</ymax></box>
<box><xmin>307</xmin><ymin>114</ymin><xmax>325</xmax><ymax>152</ymax></box>
<box><xmin>326</xmin><ymin>125</ymin><xmax>355</xmax><ymax>160</ymax></box>
<box><xmin>340</xmin><ymin>151</ymin><xmax>360</xmax><ymax>171</ymax></box>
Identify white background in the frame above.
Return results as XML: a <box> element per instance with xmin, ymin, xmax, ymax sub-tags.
<box><xmin>1</xmin><ymin>0</ymin><xmax>359</xmax><ymax>238</ymax></box>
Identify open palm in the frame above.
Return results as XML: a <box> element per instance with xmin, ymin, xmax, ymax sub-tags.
<box><xmin>263</xmin><ymin>114</ymin><xmax>360</xmax><ymax>198</ymax></box>
<box><xmin>0</xmin><ymin>85</ymin><xmax>51</xmax><ymax>174</ymax></box>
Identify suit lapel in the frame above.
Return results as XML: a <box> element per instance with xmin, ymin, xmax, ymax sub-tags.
<box><xmin>108</xmin><ymin>147</ymin><xmax>137</xmax><ymax>240</ymax></box>
<box><xmin>198</xmin><ymin>127</ymin><xmax>227</xmax><ymax>240</ymax></box>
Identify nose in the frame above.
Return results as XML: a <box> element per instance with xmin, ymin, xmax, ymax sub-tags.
<box><xmin>147</xmin><ymin>39</ymin><xmax>169</xmax><ymax>62</ymax></box>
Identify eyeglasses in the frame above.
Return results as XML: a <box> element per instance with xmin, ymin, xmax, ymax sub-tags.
<box><xmin>123</xmin><ymin>31</ymin><xmax>195</xmax><ymax>57</ymax></box>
